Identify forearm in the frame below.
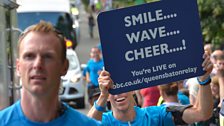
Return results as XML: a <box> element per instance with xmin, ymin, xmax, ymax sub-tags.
<box><xmin>87</xmin><ymin>94</ymin><xmax>108</xmax><ymax>120</ymax></box>
<box><xmin>86</xmin><ymin>73</ymin><xmax>91</xmax><ymax>83</ymax></box>
<box><xmin>197</xmin><ymin>84</ymin><xmax>213</xmax><ymax>118</ymax></box>
<box><xmin>196</xmin><ymin>74</ymin><xmax>213</xmax><ymax>118</ymax></box>
<box><xmin>183</xmin><ymin>84</ymin><xmax>213</xmax><ymax>124</ymax></box>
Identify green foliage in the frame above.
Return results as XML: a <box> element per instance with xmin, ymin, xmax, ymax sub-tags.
<box><xmin>197</xmin><ymin>0</ymin><xmax>224</xmax><ymax>49</ymax></box>
<box><xmin>145</xmin><ymin>0</ymin><xmax>160</xmax><ymax>3</ymax></box>
<box><xmin>81</xmin><ymin>0</ymin><xmax>224</xmax><ymax>49</ymax></box>
<box><xmin>81</xmin><ymin>0</ymin><xmax>89</xmax><ymax>11</ymax></box>
<box><xmin>142</xmin><ymin>0</ymin><xmax>224</xmax><ymax>49</ymax></box>
<box><xmin>113</xmin><ymin>0</ymin><xmax>135</xmax><ymax>7</ymax></box>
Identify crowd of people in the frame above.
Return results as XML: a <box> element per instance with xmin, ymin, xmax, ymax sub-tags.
<box><xmin>81</xmin><ymin>42</ymin><xmax>224</xmax><ymax>126</ymax></box>
<box><xmin>83</xmin><ymin>42</ymin><xmax>224</xmax><ymax>126</ymax></box>
<box><xmin>0</xmin><ymin>2</ymin><xmax>224</xmax><ymax>125</ymax></box>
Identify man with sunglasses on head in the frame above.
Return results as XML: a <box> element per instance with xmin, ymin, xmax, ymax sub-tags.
<box><xmin>0</xmin><ymin>21</ymin><xmax>101</xmax><ymax>126</ymax></box>
<box><xmin>88</xmin><ymin>52</ymin><xmax>214</xmax><ymax>126</ymax></box>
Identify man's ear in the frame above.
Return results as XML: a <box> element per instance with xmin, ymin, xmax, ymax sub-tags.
<box><xmin>61</xmin><ymin>59</ymin><xmax>69</xmax><ymax>76</ymax></box>
<box><xmin>16</xmin><ymin>59</ymin><xmax>21</xmax><ymax>77</ymax></box>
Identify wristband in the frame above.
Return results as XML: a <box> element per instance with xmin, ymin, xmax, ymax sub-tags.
<box><xmin>94</xmin><ymin>100</ymin><xmax>106</xmax><ymax>112</ymax></box>
<box><xmin>197</xmin><ymin>76</ymin><xmax>211</xmax><ymax>86</ymax></box>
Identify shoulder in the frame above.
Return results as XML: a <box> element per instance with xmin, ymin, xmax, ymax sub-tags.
<box><xmin>102</xmin><ymin>111</ymin><xmax>115</xmax><ymax>125</ymax></box>
<box><xmin>143</xmin><ymin>106</ymin><xmax>170</xmax><ymax>118</ymax></box>
<box><xmin>135</xmin><ymin>106</ymin><xmax>175</xmax><ymax>126</ymax></box>
<box><xmin>87</xmin><ymin>59</ymin><xmax>93</xmax><ymax>64</ymax></box>
<box><xmin>166</xmin><ymin>104</ymin><xmax>192</xmax><ymax>125</ymax></box>
<box><xmin>86</xmin><ymin>59</ymin><xmax>94</xmax><ymax>68</ymax></box>
<box><xmin>144</xmin><ymin>105</ymin><xmax>166</xmax><ymax>113</ymax></box>
<box><xmin>102</xmin><ymin>110</ymin><xmax>113</xmax><ymax>119</ymax></box>
<box><xmin>144</xmin><ymin>106</ymin><xmax>175</xmax><ymax>125</ymax></box>
<box><xmin>0</xmin><ymin>101</ymin><xmax>21</xmax><ymax>125</ymax></box>
<box><xmin>64</xmin><ymin>104</ymin><xmax>101</xmax><ymax>126</ymax></box>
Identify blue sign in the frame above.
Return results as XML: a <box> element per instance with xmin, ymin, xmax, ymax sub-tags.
<box><xmin>98</xmin><ymin>0</ymin><xmax>204</xmax><ymax>94</ymax></box>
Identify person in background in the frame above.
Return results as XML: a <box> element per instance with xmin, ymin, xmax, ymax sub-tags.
<box><xmin>0</xmin><ymin>21</ymin><xmax>101</xmax><ymax>126</ymax></box>
<box><xmin>177</xmin><ymin>80</ymin><xmax>189</xmax><ymax>97</ymax></box>
<box><xmin>89</xmin><ymin>88</ymin><xmax>102</xmax><ymax>107</ymax></box>
<box><xmin>184</xmin><ymin>44</ymin><xmax>213</xmax><ymax>109</ymax></box>
<box><xmin>204</xmin><ymin>43</ymin><xmax>213</xmax><ymax>55</ymax></box>
<box><xmin>211</xmin><ymin>49</ymin><xmax>224</xmax><ymax>76</ymax></box>
<box><xmin>86</xmin><ymin>47</ymin><xmax>104</xmax><ymax>106</ymax></box>
<box><xmin>157</xmin><ymin>80</ymin><xmax>190</xmax><ymax>106</ymax></box>
<box><xmin>88</xmin><ymin>12</ymin><xmax>95</xmax><ymax>38</ymax></box>
<box><xmin>211</xmin><ymin>76</ymin><xmax>220</xmax><ymax>108</ymax></box>
<box><xmin>208</xmin><ymin>76</ymin><xmax>221</xmax><ymax>125</ymax></box>
<box><xmin>158</xmin><ymin>82</ymin><xmax>187</xmax><ymax>107</ymax></box>
<box><xmin>158</xmin><ymin>82</ymin><xmax>190</xmax><ymax>126</ymax></box>
<box><xmin>56</xmin><ymin>15</ymin><xmax>77</xmax><ymax>50</ymax></box>
<box><xmin>186</xmin><ymin>77</ymin><xmax>199</xmax><ymax>105</ymax></box>
<box><xmin>65</xmin><ymin>13</ymin><xmax>77</xmax><ymax>49</ymax></box>
<box><xmin>89</xmin><ymin>0</ymin><xmax>97</xmax><ymax>13</ymax></box>
<box><xmin>139</xmin><ymin>86</ymin><xmax>160</xmax><ymax>107</ymax></box>
<box><xmin>211</xmin><ymin>50</ymin><xmax>224</xmax><ymax>64</ymax></box>
<box><xmin>186</xmin><ymin>50</ymin><xmax>224</xmax><ymax>126</ymax></box>
<box><xmin>213</xmin><ymin>58</ymin><xmax>224</xmax><ymax>126</ymax></box>
<box><xmin>88</xmin><ymin>52</ymin><xmax>214</xmax><ymax>126</ymax></box>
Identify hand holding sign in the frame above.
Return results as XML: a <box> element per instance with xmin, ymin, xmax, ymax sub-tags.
<box><xmin>98</xmin><ymin>70</ymin><xmax>113</xmax><ymax>96</ymax></box>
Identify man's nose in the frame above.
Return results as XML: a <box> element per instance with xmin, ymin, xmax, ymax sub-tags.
<box><xmin>33</xmin><ymin>56</ymin><xmax>43</xmax><ymax>69</ymax></box>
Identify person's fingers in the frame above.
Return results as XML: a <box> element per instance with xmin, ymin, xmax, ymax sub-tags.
<box><xmin>204</xmin><ymin>59</ymin><xmax>213</xmax><ymax>72</ymax></box>
<box><xmin>205</xmin><ymin>63</ymin><xmax>213</xmax><ymax>72</ymax></box>
<box><xmin>102</xmin><ymin>78</ymin><xmax>113</xmax><ymax>88</ymax></box>
<box><xmin>100</xmin><ymin>70</ymin><xmax>110</xmax><ymax>77</ymax></box>
<box><xmin>202</xmin><ymin>53</ymin><xmax>210</xmax><ymax>67</ymax></box>
<box><xmin>202</xmin><ymin>52</ymin><xmax>213</xmax><ymax>71</ymax></box>
<box><xmin>204</xmin><ymin>59</ymin><xmax>210</xmax><ymax>70</ymax></box>
<box><xmin>98</xmin><ymin>70</ymin><xmax>113</xmax><ymax>94</ymax></box>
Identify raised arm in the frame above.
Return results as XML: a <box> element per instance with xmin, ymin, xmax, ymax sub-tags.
<box><xmin>182</xmin><ymin>52</ymin><xmax>213</xmax><ymax>124</ymax></box>
<box><xmin>87</xmin><ymin>70</ymin><xmax>113</xmax><ymax>120</ymax></box>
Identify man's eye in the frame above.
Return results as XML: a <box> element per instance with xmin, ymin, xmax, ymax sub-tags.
<box><xmin>43</xmin><ymin>54</ymin><xmax>53</xmax><ymax>59</ymax></box>
<box><xmin>24</xmin><ymin>54</ymin><xmax>34</xmax><ymax>60</ymax></box>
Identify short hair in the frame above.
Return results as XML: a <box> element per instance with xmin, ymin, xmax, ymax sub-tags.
<box><xmin>158</xmin><ymin>82</ymin><xmax>178</xmax><ymax>96</ymax></box>
<box><xmin>18</xmin><ymin>21</ymin><xmax>66</xmax><ymax>61</ymax></box>
<box><xmin>92</xmin><ymin>46</ymin><xmax>101</xmax><ymax>52</ymax></box>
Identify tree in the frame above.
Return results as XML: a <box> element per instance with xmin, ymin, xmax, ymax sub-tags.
<box><xmin>197</xmin><ymin>0</ymin><xmax>224</xmax><ymax>49</ymax></box>
<box><xmin>144</xmin><ymin>0</ymin><xmax>224</xmax><ymax>49</ymax></box>
<box><xmin>82</xmin><ymin>0</ymin><xmax>224</xmax><ymax>49</ymax></box>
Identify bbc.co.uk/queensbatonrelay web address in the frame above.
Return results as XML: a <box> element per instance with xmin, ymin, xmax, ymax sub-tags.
<box><xmin>113</xmin><ymin>67</ymin><xmax>197</xmax><ymax>89</ymax></box>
